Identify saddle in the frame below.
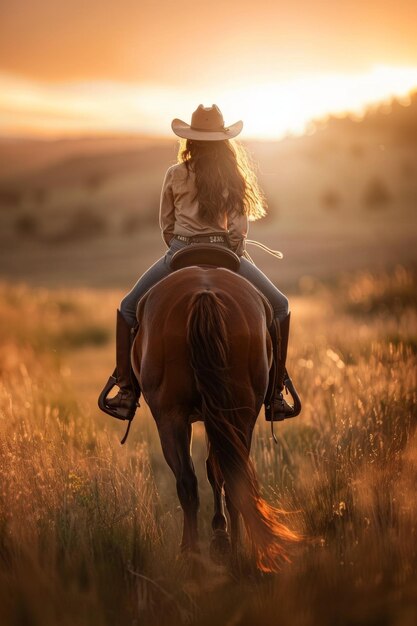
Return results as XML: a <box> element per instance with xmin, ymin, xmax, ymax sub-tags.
<box><xmin>170</xmin><ymin>244</ymin><xmax>241</xmax><ymax>272</ymax></box>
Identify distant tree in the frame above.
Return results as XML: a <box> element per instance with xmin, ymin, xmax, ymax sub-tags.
<box><xmin>362</xmin><ymin>177</ymin><xmax>392</xmax><ymax>210</ymax></box>
<box><xmin>120</xmin><ymin>213</ymin><xmax>142</xmax><ymax>235</ymax></box>
<box><xmin>15</xmin><ymin>213</ymin><xmax>39</xmax><ymax>236</ymax></box>
<box><xmin>85</xmin><ymin>172</ymin><xmax>107</xmax><ymax>193</ymax></box>
<box><xmin>0</xmin><ymin>187</ymin><xmax>22</xmax><ymax>208</ymax></box>
<box><xmin>321</xmin><ymin>187</ymin><xmax>341</xmax><ymax>211</ymax></box>
<box><xmin>67</xmin><ymin>206</ymin><xmax>108</xmax><ymax>239</ymax></box>
<box><xmin>32</xmin><ymin>187</ymin><xmax>48</xmax><ymax>205</ymax></box>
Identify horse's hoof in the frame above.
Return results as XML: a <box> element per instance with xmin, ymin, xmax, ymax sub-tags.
<box><xmin>209</xmin><ymin>530</ymin><xmax>232</xmax><ymax>565</ymax></box>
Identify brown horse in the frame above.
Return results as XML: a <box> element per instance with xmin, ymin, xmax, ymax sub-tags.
<box><xmin>131</xmin><ymin>265</ymin><xmax>299</xmax><ymax>572</ymax></box>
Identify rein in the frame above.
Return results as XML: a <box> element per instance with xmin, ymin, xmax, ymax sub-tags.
<box><xmin>246</xmin><ymin>239</ymin><xmax>284</xmax><ymax>260</ymax></box>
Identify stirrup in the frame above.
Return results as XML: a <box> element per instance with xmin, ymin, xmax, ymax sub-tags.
<box><xmin>98</xmin><ymin>375</ymin><xmax>138</xmax><ymax>445</ymax></box>
<box><xmin>283</xmin><ymin>375</ymin><xmax>302</xmax><ymax>418</ymax></box>
<box><xmin>98</xmin><ymin>375</ymin><xmax>138</xmax><ymax>421</ymax></box>
<box><xmin>265</xmin><ymin>375</ymin><xmax>302</xmax><ymax>422</ymax></box>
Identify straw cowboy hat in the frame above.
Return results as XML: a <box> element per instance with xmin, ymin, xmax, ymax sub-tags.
<box><xmin>171</xmin><ymin>104</ymin><xmax>243</xmax><ymax>141</ymax></box>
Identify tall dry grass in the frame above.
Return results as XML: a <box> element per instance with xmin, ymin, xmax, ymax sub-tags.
<box><xmin>0</xmin><ymin>268</ymin><xmax>416</xmax><ymax>626</ymax></box>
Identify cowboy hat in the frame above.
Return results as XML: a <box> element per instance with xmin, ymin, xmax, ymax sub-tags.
<box><xmin>171</xmin><ymin>104</ymin><xmax>243</xmax><ymax>141</ymax></box>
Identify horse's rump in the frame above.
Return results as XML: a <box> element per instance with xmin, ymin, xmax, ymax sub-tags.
<box><xmin>132</xmin><ymin>267</ymin><xmax>272</xmax><ymax>410</ymax></box>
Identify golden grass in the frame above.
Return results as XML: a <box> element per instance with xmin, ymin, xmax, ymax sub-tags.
<box><xmin>0</xmin><ymin>268</ymin><xmax>416</xmax><ymax>625</ymax></box>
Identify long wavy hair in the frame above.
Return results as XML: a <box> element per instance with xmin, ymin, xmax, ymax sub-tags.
<box><xmin>177</xmin><ymin>139</ymin><xmax>267</xmax><ymax>224</ymax></box>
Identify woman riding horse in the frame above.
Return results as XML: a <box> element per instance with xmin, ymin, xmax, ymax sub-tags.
<box><xmin>99</xmin><ymin>104</ymin><xmax>300</xmax><ymax>423</ymax></box>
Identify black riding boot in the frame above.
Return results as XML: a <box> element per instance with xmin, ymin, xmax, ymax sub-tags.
<box><xmin>265</xmin><ymin>312</ymin><xmax>302</xmax><ymax>421</ymax></box>
<box><xmin>98</xmin><ymin>309</ymin><xmax>140</xmax><ymax>421</ymax></box>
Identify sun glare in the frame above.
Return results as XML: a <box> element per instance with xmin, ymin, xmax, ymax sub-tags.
<box><xmin>1</xmin><ymin>65</ymin><xmax>417</xmax><ymax>139</ymax></box>
<box><xmin>216</xmin><ymin>65</ymin><xmax>417</xmax><ymax>139</ymax></box>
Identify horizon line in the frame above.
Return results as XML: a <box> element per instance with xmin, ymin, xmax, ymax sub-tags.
<box><xmin>1</xmin><ymin>87</ymin><xmax>414</xmax><ymax>144</ymax></box>
<box><xmin>1</xmin><ymin>66</ymin><xmax>416</xmax><ymax>142</ymax></box>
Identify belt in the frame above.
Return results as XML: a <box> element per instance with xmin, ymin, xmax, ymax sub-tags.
<box><xmin>174</xmin><ymin>233</ymin><xmax>230</xmax><ymax>246</ymax></box>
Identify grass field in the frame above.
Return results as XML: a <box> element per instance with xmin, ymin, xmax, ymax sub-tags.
<box><xmin>0</xmin><ymin>266</ymin><xmax>416</xmax><ymax>626</ymax></box>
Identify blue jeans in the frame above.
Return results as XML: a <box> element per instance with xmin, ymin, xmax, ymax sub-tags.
<box><xmin>120</xmin><ymin>238</ymin><xmax>289</xmax><ymax>326</ymax></box>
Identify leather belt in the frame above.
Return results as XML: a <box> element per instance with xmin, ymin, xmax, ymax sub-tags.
<box><xmin>174</xmin><ymin>233</ymin><xmax>230</xmax><ymax>246</ymax></box>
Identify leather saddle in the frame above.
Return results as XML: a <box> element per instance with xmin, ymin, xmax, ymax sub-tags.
<box><xmin>170</xmin><ymin>244</ymin><xmax>241</xmax><ymax>272</ymax></box>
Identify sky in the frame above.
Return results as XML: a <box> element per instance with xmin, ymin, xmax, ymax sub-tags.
<box><xmin>1</xmin><ymin>0</ymin><xmax>417</xmax><ymax>139</ymax></box>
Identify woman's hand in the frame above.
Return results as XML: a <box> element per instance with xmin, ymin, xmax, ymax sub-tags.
<box><xmin>231</xmin><ymin>238</ymin><xmax>245</xmax><ymax>257</ymax></box>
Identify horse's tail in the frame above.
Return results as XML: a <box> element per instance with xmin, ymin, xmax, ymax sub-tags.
<box><xmin>186</xmin><ymin>290</ymin><xmax>300</xmax><ymax>572</ymax></box>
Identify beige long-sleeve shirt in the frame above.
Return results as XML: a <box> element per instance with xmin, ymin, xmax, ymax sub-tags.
<box><xmin>159</xmin><ymin>162</ymin><xmax>248</xmax><ymax>254</ymax></box>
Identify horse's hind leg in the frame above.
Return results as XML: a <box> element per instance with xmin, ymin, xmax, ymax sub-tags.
<box><xmin>156</xmin><ymin>415</ymin><xmax>200</xmax><ymax>553</ymax></box>
<box><xmin>225</xmin><ymin>489</ymin><xmax>240</xmax><ymax>559</ymax></box>
<box><xmin>206</xmin><ymin>443</ymin><xmax>231</xmax><ymax>565</ymax></box>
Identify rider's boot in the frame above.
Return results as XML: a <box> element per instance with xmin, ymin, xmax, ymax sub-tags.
<box><xmin>266</xmin><ymin>312</ymin><xmax>302</xmax><ymax>421</ymax></box>
<box><xmin>98</xmin><ymin>309</ymin><xmax>140</xmax><ymax>421</ymax></box>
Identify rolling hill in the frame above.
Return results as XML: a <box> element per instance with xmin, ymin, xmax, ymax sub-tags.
<box><xmin>0</xmin><ymin>91</ymin><xmax>416</xmax><ymax>288</ymax></box>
